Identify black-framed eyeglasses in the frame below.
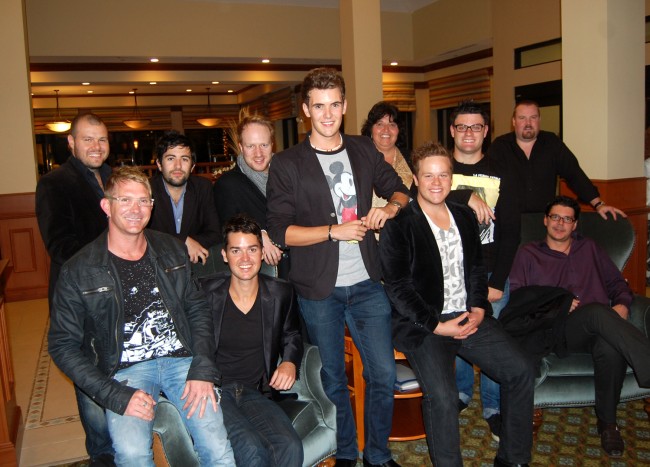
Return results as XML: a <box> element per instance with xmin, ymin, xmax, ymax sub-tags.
<box><xmin>547</xmin><ymin>214</ymin><xmax>575</xmax><ymax>224</ymax></box>
<box><xmin>106</xmin><ymin>196</ymin><xmax>155</xmax><ymax>208</ymax></box>
<box><xmin>453</xmin><ymin>123</ymin><xmax>485</xmax><ymax>132</ymax></box>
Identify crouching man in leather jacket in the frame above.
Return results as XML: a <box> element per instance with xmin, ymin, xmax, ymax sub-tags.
<box><xmin>48</xmin><ymin>166</ymin><xmax>234</xmax><ymax>466</ymax></box>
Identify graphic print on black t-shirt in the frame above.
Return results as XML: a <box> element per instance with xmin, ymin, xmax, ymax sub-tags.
<box><xmin>111</xmin><ymin>250</ymin><xmax>188</xmax><ymax>369</ymax></box>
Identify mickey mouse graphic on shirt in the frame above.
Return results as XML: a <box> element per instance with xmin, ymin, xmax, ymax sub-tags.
<box><xmin>326</xmin><ymin>161</ymin><xmax>358</xmax><ymax>222</ymax></box>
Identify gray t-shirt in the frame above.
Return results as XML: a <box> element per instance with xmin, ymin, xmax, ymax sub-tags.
<box><xmin>316</xmin><ymin>147</ymin><xmax>370</xmax><ymax>287</ymax></box>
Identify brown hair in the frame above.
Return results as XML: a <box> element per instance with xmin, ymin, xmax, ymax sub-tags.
<box><xmin>410</xmin><ymin>141</ymin><xmax>452</xmax><ymax>175</ymax></box>
<box><xmin>301</xmin><ymin>67</ymin><xmax>345</xmax><ymax>105</ymax></box>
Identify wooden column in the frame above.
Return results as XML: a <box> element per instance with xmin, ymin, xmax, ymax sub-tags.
<box><xmin>339</xmin><ymin>0</ymin><xmax>383</xmax><ymax>134</ymax></box>
<box><xmin>561</xmin><ymin>0</ymin><xmax>647</xmax><ymax>294</ymax></box>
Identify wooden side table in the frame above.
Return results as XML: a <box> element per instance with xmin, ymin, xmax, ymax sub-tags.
<box><xmin>344</xmin><ymin>332</ymin><xmax>425</xmax><ymax>452</ymax></box>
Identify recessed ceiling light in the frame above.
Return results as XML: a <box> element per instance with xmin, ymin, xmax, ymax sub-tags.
<box><xmin>150</xmin><ymin>58</ymin><xmax>159</xmax><ymax>63</ymax></box>
<box><xmin>87</xmin><ymin>90</ymin><xmax>93</xmax><ymax>94</ymax></box>
<box><xmin>262</xmin><ymin>59</ymin><xmax>270</xmax><ymax>63</ymax></box>
<box><xmin>82</xmin><ymin>82</ymin><xmax>90</xmax><ymax>86</ymax></box>
<box><xmin>227</xmin><ymin>89</ymin><xmax>234</xmax><ymax>93</ymax></box>
<box><xmin>211</xmin><ymin>81</ymin><xmax>220</xmax><ymax>85</ymax></box>
<box><xmin>390</xmin><ymin>61</ymin><xmax>398</xmax><ymax>66</ymax></box>
<box><xmin>186</xmin><ymin>89</ymin><xmax>192</xmax><ymax>92</ymax></box>
<box><xmin>129</xmin><ymin>90</ymin><xmax>135</xmax><ymax>94</ymax></box>
<box><xmin>149</xmin><ymin>82</ymin><xmax>157</xmax><ymax>85</ymax></box>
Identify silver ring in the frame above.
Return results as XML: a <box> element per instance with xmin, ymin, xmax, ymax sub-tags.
<box><xmin>143</xmin><ymin>401</ymin><xmax>147</xmax><ymax>407</ymax></box>
<box><xmin>202</xmin><ymin>396</ymin><xmax>208</xmax><ymax>400</ymax></box>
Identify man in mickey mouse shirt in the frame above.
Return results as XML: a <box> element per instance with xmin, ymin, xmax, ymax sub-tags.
<box><xmin>267</xmin><ymin>68</ymin><xmax>409</xmax><ymax>467</ymax></box>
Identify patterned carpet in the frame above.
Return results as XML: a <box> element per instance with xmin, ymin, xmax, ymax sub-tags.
<box><xmin>388</xmin><ymin>397</ymin><xmax>650</xmax><ymax>466</ymax></box>
<box><xmin>52</xmin><ymin>397</ymin><xmax>650</xmax><ymax>466</ymax></box>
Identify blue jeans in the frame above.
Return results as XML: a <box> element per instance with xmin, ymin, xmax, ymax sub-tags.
<box><xmin>297</xmin><ymin>279</ymin><xmax>395</xmax><ymax>464</ymax></box>
<box><xmin>221</xmin><ymin>383</ymin><xmax>303</xmax><ymax>467</ymax></box>
<box><xmin>456</xmin><ymin>276</ymin><xmax>510</xmax><ymax>418</ymax></box>
<box><xmin>107</xmin><ymin>357</ymin><xmax>234</xmax><ymax>467</ymax></box>
<box><xmin>75</xmin><ymin>384</ymin><xmax>114</xmax><ymax>461</ymax></box>
<box><xmin>407</xmin><ymin>316</ymin><xmax>534</xmax><ymax>466</ymax></box>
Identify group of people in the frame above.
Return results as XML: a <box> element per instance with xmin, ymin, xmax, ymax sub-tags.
<box><xmin>35</xmin><ymin>65</ymin><xmax>650</xmax><ymax>467</ymax></box>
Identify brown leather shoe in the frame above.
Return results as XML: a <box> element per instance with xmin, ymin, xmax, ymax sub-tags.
<box><xmin>597</xmin><ymin>419</ymin><xmax>624</xmax><ymax>457</ymax></box>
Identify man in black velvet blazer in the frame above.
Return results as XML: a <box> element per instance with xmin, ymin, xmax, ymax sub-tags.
<box><xmin>148</xmin><ymin>131</ymin><xmax>221</xmax><ymax>264</ymax></box>
<box><xmin>199</xmin><ymin>214</ymin><xmax>303</xmax><ymax>467</ymax></box>
<box><xmin>380</xmin><ymin>142</ymin><xmax>534</xmax><ymax>467</ymax></box>
<box><xmin>35</xmin><ymin>112</ymin><xmax>114</xmax><ymax>466</ymax></box>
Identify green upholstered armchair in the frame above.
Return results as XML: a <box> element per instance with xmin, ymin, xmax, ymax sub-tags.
<box><xmin>152</xmin><ymin>343</ymin><xmax>337</xmax><ymax>467</ymax></box>
<box><xmin>519</xmin><ymin>212</ymin><xmax>650</xmax><ymax>434</ymax></box>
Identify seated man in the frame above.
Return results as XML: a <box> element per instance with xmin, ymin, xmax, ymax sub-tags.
<box><xmin>509</xmin><ymin>195</ymin><xmax>650</xmax><ymax>458</ymax></box>
<box><xmin>380</xmin><ymin>142</ymin><xmax>534</xmax><ymax>467</ymax></box>
<box><xmin>48</xmin><ymin>166</ymin><xmax>234</xmax><ymax>466</ymax></box>
<box><xmin>199</xmin><ymin>214</ymin><xmax>304</xmax><ymax>467</ymax></box>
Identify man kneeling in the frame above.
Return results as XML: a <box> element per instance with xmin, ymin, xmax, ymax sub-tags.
<box><xmin>200</xmin><ymin>214</ymin><xmax>304</xmax><ymax>467</ymax></box>
<box><xmin>380</xmin><ymin>142</ymin><xmax>534</xmax><ymax>467</ymax></box>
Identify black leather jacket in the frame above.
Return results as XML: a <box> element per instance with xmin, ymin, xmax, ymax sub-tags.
<box><xmin>48</xmin><ymin>229</ymin><xmax>219</xmax><ymax>415</ymax></box>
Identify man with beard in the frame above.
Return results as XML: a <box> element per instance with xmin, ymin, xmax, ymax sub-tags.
<box><xmin>36</xmin><ymin>112</ymin><xmax>115</xmax><ymax>466</ymax></box>
<box><xmin>488</xmin><ymin>100</ymin><xmax>625</xmax><ymax>218</ymax></box>
<box><xmin>148</xmin><ymin>131</ymin><xmax>221</xmax><ymax>265</ymax></box>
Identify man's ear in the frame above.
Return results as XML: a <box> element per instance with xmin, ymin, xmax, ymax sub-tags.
<box><xmin>302</xmin><ymin>102</ymin><xmax>311</xmax><ymax>119</ymax></box>
<box><xmin>412</xmin><ymin>174</ymin><xmax>419</xmax><ymax>187</ymax></box>
<box><xmin>100</xmin><ymin>198</ymin><xmax>111</xmax><ymax>217</ymax></box>
<box><xmin>221</xmin><ymin>248</ymin><xmax>228</xmax><ymax>263</ymax></box>
<box><xmin>156</xmin><ymin>160</ymin><xmax>162</xmax><ymax>171</ymax></box>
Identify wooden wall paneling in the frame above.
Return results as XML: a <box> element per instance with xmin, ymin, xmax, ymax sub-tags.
<box><xmin>559</xmin><ymin>177</ymin><xmax>648</xmax><ymax>295</ymax></box>
<box><xmin>0</xmin><ymin>193</ymin><xmax>49</xmax><ymax>302</ymax></box>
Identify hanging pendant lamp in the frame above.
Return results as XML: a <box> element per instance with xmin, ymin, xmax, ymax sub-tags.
<box><xmin>45</xmin><ymin>90</ymin><xmax>72</xmax><ymax>133</ymax></box>
<box><xmin>123</xmin><ymin>89</ymin><xmax>151</xmax><ymax>129</ymax></box>
<box><xmin>196</xmin><ymin>88</ymin><xmax>220</xmax><ymax>127</ymax></box>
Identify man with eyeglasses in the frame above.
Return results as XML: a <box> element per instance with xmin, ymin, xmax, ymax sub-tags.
<box><xmin>508</xmin><ymin>195</ymin><xmax>650</xmax><ymax>458</ymax></box>
<box><xmin>36</xmin><ymin>112</ymin><xmax>115</xmax><ymax>466</ymax></box>
<box><xmin>48</xmin><ymin>166</ymin><xmax>235</xmax><ymax>466</ymax></box>
<box><xmin>449</xmin><ymin>100</ymin><xmax>521</xmax><ymax>442</ymax></box>
<box><xmin>488</xmin><ymin>100</ymin><xmax>625</xmax><ymax>220</ymax></box>
<box><xmin>148</xmin><ymin>131</ymin><xmax>221</xmax><ymax>267</ymax></box>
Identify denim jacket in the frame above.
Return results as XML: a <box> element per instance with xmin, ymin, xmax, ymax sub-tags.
<box><xmin>48</xmin><ymin>229</ymin><xmax>218</xmax><ymax>415</ymax></box>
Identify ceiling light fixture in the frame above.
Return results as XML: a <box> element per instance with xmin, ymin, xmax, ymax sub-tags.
<box><xmin>262</xmin><ymin>59</ymin><xmax>270</xmax><ymax>63</ymax></box>
<box><xmin>150</xmin><ymin>58</ymin><xmax>159</xmax><ymax>63</ymax></box>
<box><xmin>390</xmin><ymin>61</ymin><xmax>398</xmax><ymax>66</ymax></box>
<box><xmin>196</xmin><ymin>87</ymin><xmax>220</xmax><ymax>127</ymax></box>
<box><xmin>123</xmin><ymin>88</ymin><xmax>151</xmax><ymax>129</ymax></box>
<box><xmin>45</xmin><ymin>89</ymin><xmax>71</xmax><ymax>133</ymax></box>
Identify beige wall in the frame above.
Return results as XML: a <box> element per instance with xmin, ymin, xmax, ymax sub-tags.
<box><xmin>1</xmin><ymin>0</ymin><xmax>37</xmax><ymax>195</ymax></box>
<box><xmin>412</xmin><ymin>0</ymin><xmax>491</xmax><ymax>63</ymax></box>
<box><xmin>492</xmin><ymin>0</ymin><xmax>562</xmax><ymax>136</ymax></box>
<box><xmin>27</xmin><ymin>0</ymin><xmax>342</xmax><ymax>61</ymax></box>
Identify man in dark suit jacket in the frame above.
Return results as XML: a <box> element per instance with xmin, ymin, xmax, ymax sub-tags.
<box><xmin>148</xmin><ymin>130</ymin><xmax>221</xmax><ymax>265</ymax></box>
<box><xmin>380</xmin><ymin>142</ymin><xmax>534</xmax><ymax>467</ymax></box>
<box><xmin>35</xmin><ymin>112</ymin><xmax>114</xmax><ymax>466</ymax></box>
<box><xmin>199</xmin><ymin>214</ymin><xmax>303</xmax><ymax>467</ymax></box>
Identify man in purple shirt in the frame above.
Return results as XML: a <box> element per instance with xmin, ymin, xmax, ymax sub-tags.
<box><xmin>509</xmin><ymin>195</ymin><xmax>650</xmax><ymax>458</ymax></box>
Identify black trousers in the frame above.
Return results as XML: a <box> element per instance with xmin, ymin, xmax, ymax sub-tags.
<box><xmin>564</xmin><ymin>303</ymin><xmax>650</xmax><ymax>423</ymax></box>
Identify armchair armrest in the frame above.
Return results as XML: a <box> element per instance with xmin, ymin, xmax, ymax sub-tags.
<box><xmin>284</xmin><ymin>344</ymin><xmax>336</xmax><ymax>430</ymax></box>
<box><xmin>629</xmin><ymin>294</ymin><xmax>650</xmax><ymax>338</ymax></box>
